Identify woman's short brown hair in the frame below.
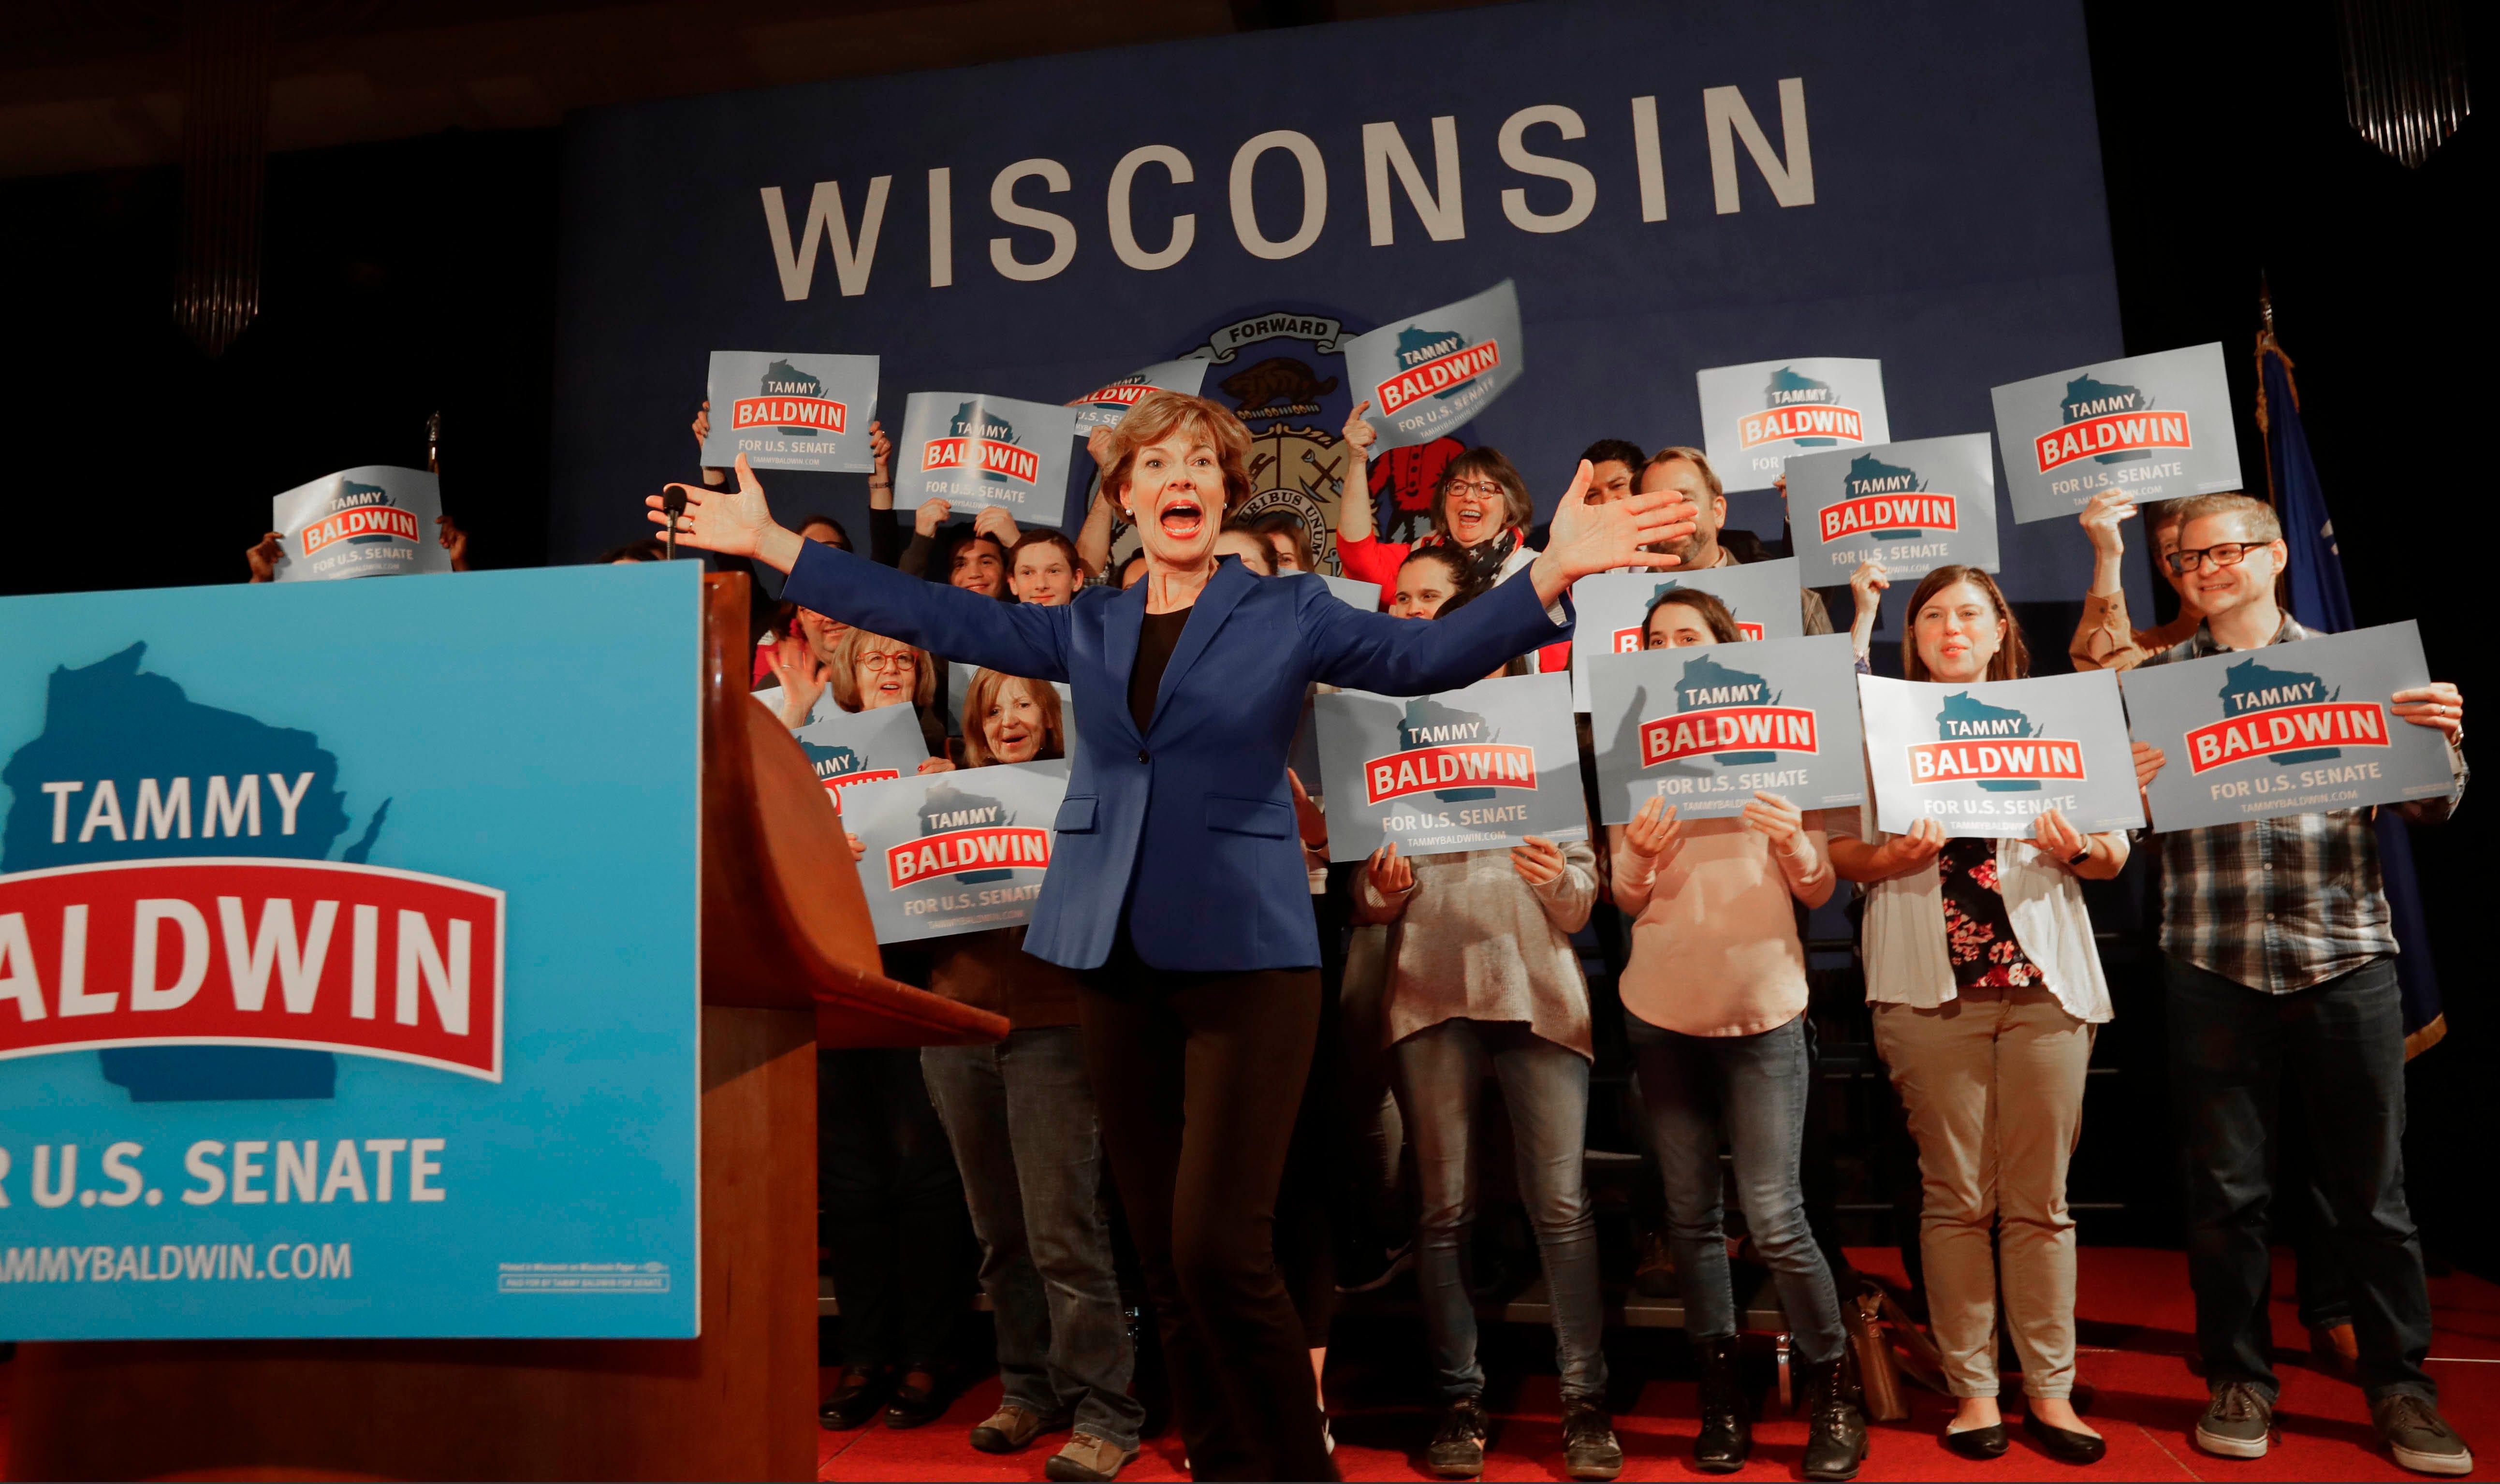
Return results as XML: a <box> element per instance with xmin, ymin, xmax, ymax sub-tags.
<box><xmin>960</xmin><ymin>670</ymin><xmax>1066</xmax><ymax>768</ymax></box>
<box><xmin>1429</xmin><ymin>447</ymin><xmax>1534</xmax><ymax>542</ymax></box>
<box><xmin>1097</xmin><ymin>390</ymin><xmax>1255</xmax><ymax>515</ymax></box>
<box><xmin>827</xmin><ymin>626</ymin><xmax>936</xmax><ymax>712</ymax></box>
<box><xmin>1643</xmin><ymin>587</ymin><xmax>1744</xmax><ymax>646</ymax></box>
<box><xmin>1902</xmin><ymin>565</ymin><xmax>2029</xmax><ymax>682</ymax></box>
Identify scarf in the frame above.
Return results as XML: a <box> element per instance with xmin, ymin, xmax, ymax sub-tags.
<box><xmin>1419</xmin><ymin>525</ymin><xmax>1520</xmax><ymax>592</ymax></box>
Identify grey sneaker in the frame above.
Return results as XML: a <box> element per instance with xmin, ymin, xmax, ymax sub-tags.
<box><xmin>969</xmin><ymin>1402</ymin><xmax>1068</xmax><ymax>1454</ymax></box>
<box><xmin>2194</xmin><ymin>1381</ymin><xmax>2274</xmax><ymax>1459</ymax></box>
<box><xmin>1427</xmin><ymin>1395</ymin><xmax>1490</xmax><ymax>1479</ymax></box>
<box><xmin>1044</xmin><ymin>1430</ymin><xmax>1139</xmax><ymax>1483</ymax></box>
<box><xmin>2374</xmin><ymin>1394</ymin><xmax>2473</xmax><ymax>1476</ymax></box>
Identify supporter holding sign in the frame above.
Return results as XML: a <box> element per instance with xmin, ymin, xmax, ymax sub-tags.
<box><xmin>1344</xmin><ymin>554</ymin><xmax>1622</xmax><ymax>1482</ymax></box>
<box><xmin>1339</xmin><ymin>280</ymin><xmax>1523</xmax><ymax>450</ymax></box>
<box><xmin>1314</xmin><ymin>665</ymin><xmax>1586</xmax><ymax>862</ymax></box>
<box><xmin>1588</xmin><ymin>617</ymin><xmax>1864</xmax><ymax>825</ymax></box>
<box><xmin>701</xmin><ymin>350</ymin><xmax>879</xmax><ymax>472</ymax></box>
<box><xmin>1695</xmin><ymin>357</ymin><xmax>1891</xmax><ymax>491</ymax></box>
<box><xmin>1784</xmin><ymin>433</ymin><xmax>2002</xmax><ymax>583</ymax></box>
<box><xmin>768</xmin><ymin>624</ymin><xmax>951</xmax><ymax>770</ymax></box>
<box><xmin>843</xmin><ymin>669</ymin><xmax>1139</xmax><ymax>1476</ymax></box>
<box><xmin>263</xmin><ymin>466</ymin><xmax>455</xmax><ymax>582</ymax></box>
<box><xmin>2068</xmin><ymin>491</ymin><xmax>2204</xmax><ymax>672</ymax></box>
<box><xmin>1595</xmin><ymin>585</ymin><xmax>1867</xmax><ymax>1478</ymax></box>
<box><xmin>1827</xmin><ymin>565</ymin><xmax>2126</xmax><ymax>1467</ymax></box>
<box><xmin>1630</xmin><ymin>446</ymin><xmax>1834</xmax><ymax>633</ymax></box>
<box><xmin>895</xmin><ymin>391</ymin><xmax>1080</xmax><ymax>525</ymax></box>
<box><xmin>1991</xmin><ymin>343</ymin><xmax>2242</xmax><ymax>523</ymax></box>
<box><xmin>2118</xmin><ymin>494</ymin><xmax>2471</xmax><ymax>1474</ymax></box>
<box><xmin>1568</xmin><ymin>558</ymin><xmax>1807</xmax><ymax>711</ymax></box>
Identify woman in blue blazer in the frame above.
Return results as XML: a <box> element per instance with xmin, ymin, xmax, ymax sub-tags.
<box><xmin>661</xmin><ymin>392</ymin><xmax>1692</xmax><ymax>1482</ymax></box>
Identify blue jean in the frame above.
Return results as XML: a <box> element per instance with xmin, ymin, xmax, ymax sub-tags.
<box><xmin>1625</xmin><ymin>1009</ymin><xmax>1847</xmax><ymax>1365</ymax></box>
<box><xmin>1393</xmin><ymin>1018</ymin><xmax>1608</xmax><ymax>1400</ymax></box>
<box><xmin>2166</xmin><ymin>953</ymin><xmax>2435</xmax><ymax>1404</ymax></box>
<box><xmin>923</xmin><ymin>1029</ymin><xmax>1142</xmax><ymax>1450</ymax></box>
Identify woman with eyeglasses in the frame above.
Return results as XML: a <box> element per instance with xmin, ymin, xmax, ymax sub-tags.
<box><xmin>1608</xmin><ymin>587</ymin><xmax>1865</xmax><ymax>1480</ymax></box>
<box><xmin>1333</xmin><ymin>403</ymin><xmax>1570</xmax><ymax>672</ymax></box>
<box><xmin>1828</xmin><ymin>565</ymin><xmax>2124</xmax><ymax>1467</ymax></box>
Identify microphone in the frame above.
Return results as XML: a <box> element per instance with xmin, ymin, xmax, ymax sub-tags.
<box><xmin>661</xmin><ymin>486</ymin><xmax>688</xmax><ymax>561</ymax></box>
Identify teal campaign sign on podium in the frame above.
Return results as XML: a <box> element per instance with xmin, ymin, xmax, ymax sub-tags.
<box><xmin>0</xmin><ymin>564</ymin><xmax>702</xmax><ymax>1339</ymax></box>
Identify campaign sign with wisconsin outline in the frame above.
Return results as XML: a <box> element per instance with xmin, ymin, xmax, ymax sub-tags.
<box><xmin>1066</xmin><ymin>358</ymin><xmax>1209</xmax><ymax>433</ymax></box>
<box><xmin>1784</xmin><ymin>434</ymin><xmax>2001</xmax><ymax>581</ymax></box>
<box><xmin>271</xmin><ymin>467</ymin><xmax>453</xmax><ymax>583</ymax></box>
<box><xmin>748</xmin><ymin>687</ymin><xmax>929</xmax><ymax>805</ymax></box>
<box><xmin>2118</xmin><ymin>621</ymin><xmax>2453</xmax><ymax>830</ymax></box>
<box><xmin>1991</xmin><ymin>343</ymin><xmax>2242</xmax><ymax>523</ymax></box>
<box><xmin>1313</xmin><ymin>671</ymin><xmax>1585</xmax><ymax>862</ymax></box>
<box><xmin>0</xmin><ymin>563</ymin><xmax>701</xmax><ymax>1339</ymax></box>
<box><xmin>1696</xmin><ymin>358</ymin><xmax>1891</xmax><ymax>492</ymax></box>
<box><xmin>842</xmin><ymin>761</ymin><xmax>1069</xmax><ymax>943</ymax></box>
<box><xmin>1568</xmin><ymin>561</ymin><xmax>1808</xmax><ymax>711</ymax></box>
<box><xmin>1588</xmin><ymin>634</ymin><xmax>1865</xmax><ymax>824</ymax></box>
<box><xmin>1339</xmin><ymin>280</ymin><xmax>1522</xmax><ymax>451</ymax></box>
<box><xmin>702</xmin><ymin>351</ymin><xmax>879</xmax><ymax>472</ymax></box>
<box><xmin>896</xmin><ymin>392</ymin><xmax>1079</xmax><ymax>525</ymax></box>
<box><xmin>1859</xmin><ymin>670</ymin><xmax>2142</xmax><ymax>838</ymax></box>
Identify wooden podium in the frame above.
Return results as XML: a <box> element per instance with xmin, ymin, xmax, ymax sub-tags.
<box><xmin>6</xmin><ymin>575</ymin><xmax>1008</xmax><ymax>1483</ymax></box>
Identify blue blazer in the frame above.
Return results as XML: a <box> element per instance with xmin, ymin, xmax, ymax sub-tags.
<box><xmin>782</xmin><ymin>541</ymin><xmax>1572</xmax><ymax>971</ymax></box>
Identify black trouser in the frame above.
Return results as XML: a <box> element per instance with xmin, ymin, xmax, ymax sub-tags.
<box><xmin>1081</xmin><ymin>933</ymin><xmax>1336</xmax><ymax>1483</ymax></box>
<box><xmin>2166</xmin><ymin>953</ymin><xmax>2434</xmax><ymax>1404</ymax></box>
<box><xmin>819</xmin><ymin>1047</ymin><xmax>973</xmax><ymax>1369</ymax></box>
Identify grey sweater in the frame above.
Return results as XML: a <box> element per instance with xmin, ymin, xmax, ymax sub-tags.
<box><xmin>1355</xmin><ymin>842</ymin><xmax>1599</xmax><ymax>1059</ymax></box>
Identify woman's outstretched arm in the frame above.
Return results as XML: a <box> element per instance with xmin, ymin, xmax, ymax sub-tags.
<box><xmin>654</xmin><ymin>455</ymin><xmax>1072</xmax><ymax>681</ymax></box>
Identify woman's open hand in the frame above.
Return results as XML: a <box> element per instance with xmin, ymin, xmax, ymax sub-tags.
<box><xmin>1532</xmin><ymin>461</ymin><xmax>1699</xmax><ymax>599</ymax></box>
<box><xmin>768</xmin><ymin>637</ymin><xmax>827</xmax><ymax>729</ymax></box>
<box><xmin>650</xmin><ymin>453</ymin><xmax>792</xmax><ymax>566</ymax></box>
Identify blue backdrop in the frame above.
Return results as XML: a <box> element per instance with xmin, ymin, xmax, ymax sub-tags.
<box><xmin>553</xmin><ymin>0</ymin><xmax>2145</xmax><ymax>637</ymax></box>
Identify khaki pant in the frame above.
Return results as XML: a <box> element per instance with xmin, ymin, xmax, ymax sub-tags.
<box><xmin>1874</xmin><ymin>985</ymin><xmax>2095</xmax><ymax>1399</ymax></box>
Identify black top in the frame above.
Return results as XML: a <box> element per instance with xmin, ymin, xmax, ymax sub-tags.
<box><xmin>1129</xmin><ymin>606</ymin><xmax>1193</xmax><ymax>735</ymax></box>
<box><xmin>1937</xmin><ymin>837</ymin><xmax>2043</xmax><ymax>990</ymax></box>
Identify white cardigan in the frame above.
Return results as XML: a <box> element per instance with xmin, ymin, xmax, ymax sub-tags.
<box><xmin>1835</xmin><ymin>807</ymin><xmax>2114</xmax><ymax>1024</ymax></box>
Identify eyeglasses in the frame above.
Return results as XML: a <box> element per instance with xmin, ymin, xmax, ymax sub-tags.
<box><xmin>2167</xmin><ymin>542</ymin><xmax>2262</xmax><ymax>575</ymax></box>
<box><xmin>858</xmin><ymin>652</ymin><xmax>918</xmax><ymax>674</ymax></box>
<box><xmin>1446</xmin><ymin>479</ymin><xmax>1506</xmax><ymax>499</ymax></box>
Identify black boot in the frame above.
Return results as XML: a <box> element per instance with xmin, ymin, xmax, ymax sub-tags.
<box><xmin>1801</xmin><ymin>1350</ymin><xmax>1870</xmax><ymax>1482</ymax></box>
<box><xmin>1694</xmin><ymin>1336</ymin><xmax>1751</xmax><ymax>1472</ymax></box>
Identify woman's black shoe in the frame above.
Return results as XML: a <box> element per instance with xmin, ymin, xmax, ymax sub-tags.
<box><xmin>1943</xmin><ymin>1423</ymin><xmax>2009</xmax><ymax>1459</ymax></box>
<box><xmin>883</xmin><ymin>1366</ymin><xmax>950</xmax><ymax>1429</ymax></box>
<box><xmin>818</xmin><ymin>1365</ymin><xmax>889</xmax><ymax>1430</ymax></box>
<box><xmin>2023</xmin><ymin>1412</ymin><xmax>2107</xmax><ymax>1465</ymax></box>
<box><xmin>1693</xmin><ymin>1336</ymin><xmax>1751</xmax><ymax>1472</ymax></box>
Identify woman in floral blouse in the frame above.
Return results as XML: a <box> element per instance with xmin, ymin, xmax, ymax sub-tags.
<box><xmin>1828</xmin><ymin>565</ymin><xmax>2128</xmax><ymax>1468</ymax></box>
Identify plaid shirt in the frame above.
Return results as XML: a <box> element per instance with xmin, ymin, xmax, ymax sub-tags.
<box><xmin>2142</xmin><ymin>615</ymin><xmax>2466</xmax><ymax>992</ymax></box>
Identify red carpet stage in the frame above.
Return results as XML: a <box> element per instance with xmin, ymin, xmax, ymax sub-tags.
<box><xmin>5</xmin><ymin>1247</ymin><xmax>2492</xmax><ymax>1481</ymax></box>
<box><xmin>809</xmin><ymin>1249</ymin><xmax>2500</xmax><ymax>1484</ymax></box>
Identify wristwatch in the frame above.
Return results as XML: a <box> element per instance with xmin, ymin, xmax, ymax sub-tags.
<box><xmin>2066</xmin><ymin>844</ymin><xmax>2092</xmax><ymax>865</ymax></box>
